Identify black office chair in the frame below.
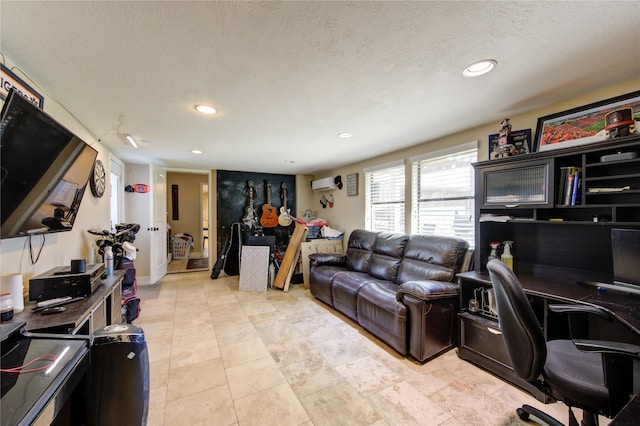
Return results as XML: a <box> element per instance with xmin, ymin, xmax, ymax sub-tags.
<box><xmin>486</xmin><ymin>259</ymin><xmax>640</xmax><ymax>426</ymax></box>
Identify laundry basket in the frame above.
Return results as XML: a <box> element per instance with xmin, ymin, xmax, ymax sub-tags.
<box><xmin>172</xmin><ymin>236</ymin><xmax>191</xmax><ymax>259</ymax></box>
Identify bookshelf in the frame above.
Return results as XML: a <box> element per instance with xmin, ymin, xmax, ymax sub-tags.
<box><xmin>473</xmin><ymin>135</ymin><xmax>640</xmax><ymax>274</ymax></box>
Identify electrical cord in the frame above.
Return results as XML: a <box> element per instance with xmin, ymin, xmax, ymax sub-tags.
<box><xmin>0</xmin><ymin>353</ymin><xmax>57</xmax><ymax>373</ymax></box>
<box><xmin>28</xmin><ymin>234</ymin><xmax>46</xmax><ymax>264</ymax></box>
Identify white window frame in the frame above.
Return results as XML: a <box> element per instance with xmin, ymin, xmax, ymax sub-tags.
<box><xmin>410</xmin><ymin>141</ymin><xmax>477</xmax><ymax>247</ymax></box>
<box><xmin>109</xmin><ymin>154</ymin><xmax>125</xmax><ymax>230</ymax></box>
<box><xmin>364</xmin><ymin>160</ymin><xmax>405</xmax><ymax>233</ymax></box>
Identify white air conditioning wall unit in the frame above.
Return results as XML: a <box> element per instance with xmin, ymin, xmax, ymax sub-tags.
<box><xmin>311</xmin><ymin>177</ymin><xmax>336</xmax><ymax>191</ymax></box>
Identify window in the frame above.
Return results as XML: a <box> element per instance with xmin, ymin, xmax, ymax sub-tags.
<box><xmin>364</xmin><ymin>160</ymin><xmax>405</xmax><ymax>233</ymax></box>
<box><xmin>411</xmin><ymin>141</ymin><xmax>477</xmax><ymax>247</ymax></box>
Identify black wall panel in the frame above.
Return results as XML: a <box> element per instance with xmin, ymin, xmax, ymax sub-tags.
<box><xmin>216</xmin><ymin>170</ymin><xmax>296</xmax><ymax>253</ymax></box>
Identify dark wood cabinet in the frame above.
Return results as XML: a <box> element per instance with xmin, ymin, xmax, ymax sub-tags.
<box><xmin>458</xmin><ymin>135</ymin><xmax>640</xmax><ymax>402</ymax></box>
<box><xmin>473</xmin><ymin>135</ymin><xmax>640</xmax><ymax>274</ymax></box>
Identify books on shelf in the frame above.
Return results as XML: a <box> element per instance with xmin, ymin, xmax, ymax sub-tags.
<box><xmin>558</xmin><ymin>166</ymin><xmax>581</xmax><ymax>206</ymax></box>
<box><xmin>570</xmin><ymin>170</ymin><xmax>581</xmax><ymax>206</ymax></box>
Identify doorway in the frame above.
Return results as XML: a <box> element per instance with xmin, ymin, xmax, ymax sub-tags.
<box><xmin>201</xmin><ymin>182</ymin><xmax>209</xmax><ymax>258</ymax></box>
<box><xmin>166</xmin><ymin>170</ymin><xmax>211</xmax><ymax>273</ymax></box>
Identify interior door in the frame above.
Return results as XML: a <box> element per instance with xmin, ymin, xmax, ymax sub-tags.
<box><xmin>150</xmin><ymin>164</ymin><xmax>167</xmax><ymax>283</ymax></box>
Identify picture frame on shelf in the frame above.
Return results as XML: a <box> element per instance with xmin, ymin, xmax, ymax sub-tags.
<box><xmin>489</xmin><ymin>128</ymin><xmax>532</xmax><ymax>159</ymax></box>
<box><xmin>534</xmin><ymin>90</ymin><xmax>640</xmax><ymax>152</ymax></box>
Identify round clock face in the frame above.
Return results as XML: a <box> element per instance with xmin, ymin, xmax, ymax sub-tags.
<box><xmin>90</xmin><ymin>159</ymin><xmax>106</xmax><ymax>198</ymax></box>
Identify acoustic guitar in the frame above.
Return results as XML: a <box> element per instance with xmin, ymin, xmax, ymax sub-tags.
<box><xmin>260</xmin><ymin>181</ymin><xmax>279</xmax><ymax>228</ymax></box>
<box><xmin>278</xmin><ymin>183</ymin><xmax>292</xmax><ymax>227</ymax></box>
<box><xmin>242</xmin><ymin>180</ymin><xmax>258</xmax><ymax>229</ymax></box>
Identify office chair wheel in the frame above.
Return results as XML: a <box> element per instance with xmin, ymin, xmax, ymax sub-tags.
<box><xmin>516</xmin><ymin>407</ymin><xmax>529</xmax><ymax>421</ymax></box>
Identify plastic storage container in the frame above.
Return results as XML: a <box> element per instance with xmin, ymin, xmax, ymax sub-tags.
<box><xmin>172</xmin><ymin>237</ymin><xmax>191</xmax><ymax>259</ymax></box>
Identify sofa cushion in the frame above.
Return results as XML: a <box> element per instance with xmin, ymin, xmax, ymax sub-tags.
<box><xmin>397</xmin><ymin>235</ymin><xmax>468</xmax><ymax>283</ymax></box>
<box><xmin>309</xmin><ymin>265</ymin><xmax>345</xmax><ymax>307</ymax></box>
<box><xmin>331</xmin><ymin>271</ymin><xmax>372</xmax><ymax>322</ymax></box>
<box><xmin>367</xmin><ymin>232</ymin><xmax>409</xmax><ymax>282</ymax></box>
<box><xmin>345</xmin><ymin>229</ymin><xmax>377</xmax><ymax>272</ymax></box>
<box><xmin>357</xmin><ymin>282</ymin><xmax>407</xmax><ymax>355</ymax></box>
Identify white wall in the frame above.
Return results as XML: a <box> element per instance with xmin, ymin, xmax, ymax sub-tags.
<box><xmin>310</xmin><ymin>79</ymin><xmax>640</xmax><ymax>243</ymax></box>
<box><xmin>0</xmin><ymin>57</ymin><xmax>115</xmax><ymax>287</ymax></box>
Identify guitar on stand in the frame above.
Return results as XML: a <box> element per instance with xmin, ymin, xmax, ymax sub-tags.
<box><xmin>278</xmin><ymin>183</ymin><xmax>292</xmax><ymax>227</ymax></box>
<box><xmin>260</xmin><ymin>181</ymin><xmax>279</xmax><ymax>228</ymax></box>
<box><xmin>242</xmin><ymin>180</ymin><xmax>259</xmax><ymax>230</ymax></box>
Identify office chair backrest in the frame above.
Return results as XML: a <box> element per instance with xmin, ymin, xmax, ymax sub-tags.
<box><xmin>487</xmin><ymin>260</ymin><xmax>547</xmax><ymax>382</ymax></box>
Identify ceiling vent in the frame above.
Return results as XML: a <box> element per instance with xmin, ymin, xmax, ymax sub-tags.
<box><xmin>311</xmin><ymin>177</ymin><xmax>336</xmax><ymax>191</ymax></box>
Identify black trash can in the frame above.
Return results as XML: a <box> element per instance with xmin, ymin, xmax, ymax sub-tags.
<box><xmin>89</xmin><ymin>324</ymin><xmax>149</xmax><ymax>426</ymax></box>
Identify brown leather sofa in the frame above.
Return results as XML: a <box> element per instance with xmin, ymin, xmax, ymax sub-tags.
<box><xmin>309</xmin><ymin>229</ymin><xmax>471</xmax><ymax>362</ymax></box>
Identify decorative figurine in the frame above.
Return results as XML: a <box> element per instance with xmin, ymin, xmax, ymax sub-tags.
<box><xmin>490</xmin><ymin>118</ymin><xmax>520</xmax><ymax>159</ymax></box>
<box><xmin>605</xmin><ymin>107</ymin><xmax>636</xmax><ymax>139</ymax></box>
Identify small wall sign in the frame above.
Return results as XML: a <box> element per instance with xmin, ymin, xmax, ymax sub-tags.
<box><xmin>0</xmin><ymin>64</ymin><xmax>44</xmax><ymax>108</ymax></box>
<box><xmin>347</xmin><ymin>173</ymin><xmax>359</xmax><ymax>196</ymax></box>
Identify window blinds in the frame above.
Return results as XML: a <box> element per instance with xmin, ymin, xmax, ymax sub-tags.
<box><xmin>412</xmin><ymin>145</ymin><xmax>477</xmax><ymax>247</ymax></box>
<box><xmin>365</xmin><ymin>162</ymin><xmax>405</xmax><ymax>233</ymax></box>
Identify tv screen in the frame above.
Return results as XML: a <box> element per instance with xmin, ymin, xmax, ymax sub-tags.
<box><xmin>611</xmin><ymin>228</ymin><xmax>640</xmax><ymax>290</ymax></box>
<box><xmin>1</xmin><ymin>88</ymin><xmax>98</xmax><ymax>239</ymax></box>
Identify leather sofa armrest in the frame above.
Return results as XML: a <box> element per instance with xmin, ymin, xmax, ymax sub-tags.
<box><xmin>397</xmin><ymin>280</ymin><xmax>459</xmax><ymax>302</ymax></box>
<box><xmin>309</xmin><ymin>253</ymin><xmax>346</xmax><ymax>268</ymax></box>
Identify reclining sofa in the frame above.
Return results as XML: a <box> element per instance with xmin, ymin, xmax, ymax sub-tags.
<box><xmin>309</xmin><ymin>229</ymin><xmax>471</xmax><ymax>362</ymax></box>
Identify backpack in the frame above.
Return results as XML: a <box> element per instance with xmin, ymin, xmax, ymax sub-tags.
<box><xmin>118</xmin><ymin>258</ymin><xmax>141</xmax><ymax>323</ymax></box>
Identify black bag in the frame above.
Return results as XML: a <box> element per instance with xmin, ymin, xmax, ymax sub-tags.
<box><xmin>118</xmin><ymin>258</ymin><xmax>140</xmax><ymax>323</ymax></box>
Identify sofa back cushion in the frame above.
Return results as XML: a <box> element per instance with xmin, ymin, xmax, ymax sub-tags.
<box><xmin>345</xmin><ymin>229</ymin><xmax>377</xmax><ymax>272</ymax></box>
<box><xmin>367</xmin><ymin>232</ymin><xmax>410</xmax><ymax>282</ymax></box>
<box><xmin>397</xmin><ymin>235</ymin><xmax>469</xmax><ymax>283</ymax></box>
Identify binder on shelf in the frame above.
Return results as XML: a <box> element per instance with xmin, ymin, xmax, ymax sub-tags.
<box><xmin>560</xmin><ymin>166</ymin><xmax>581</xmax><ymax>206</ymax></box>
<box><xmin>558</xmin><ymin>167</ymin><xmax>569</xmax><ymax>206</ymax></box>
<box><xmin>570</xmin><ymin>171</ymin><xmax>581</xmax><ymax>206</ymax></box>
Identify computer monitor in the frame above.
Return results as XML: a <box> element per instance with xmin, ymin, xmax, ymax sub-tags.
<box><xmin>611</xmin><ymin>228</ymin><xmax>640</xmax><ymax>291</ymax></box>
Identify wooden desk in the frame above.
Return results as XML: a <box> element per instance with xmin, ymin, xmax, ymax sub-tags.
<box><xmin>458</xmin><ymin>268</ymin><xmax>640</xmax><ymax>334</ymax></box>
<box><xmin>10</xmin><ymin>271</ymin><xmax>124</xmax><ymax>336</ymax></box>
<box><xmin>457</xmin><ymin>267</ymin><xmax>640</xmax><ymax>415</ymax></box>
<box><xmin>611</xmin><ymin>392</ymin><xmax>640</xmax><ymax>425</ymax></box>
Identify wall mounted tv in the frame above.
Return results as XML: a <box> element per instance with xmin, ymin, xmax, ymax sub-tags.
<box><xmin>1</xmin><ymin>88</ymin><xmax>98</xmax><ymax>239</ymax></box>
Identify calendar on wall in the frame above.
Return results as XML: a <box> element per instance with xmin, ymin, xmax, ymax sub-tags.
<box><xmin>347</xmin><ymin>173</ymin><xmax>358</xmax><ymax>196</ymax></box>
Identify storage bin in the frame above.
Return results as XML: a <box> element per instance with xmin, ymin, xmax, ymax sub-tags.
<box><xmin>172</xmin><ymin>237</ymin><xmax>191</xmax><ymax>259</ymax></box>
<box><xmin>307</xmin><ymin>226</ymin><xmax>322</xmax><ymax>239</ymax></box>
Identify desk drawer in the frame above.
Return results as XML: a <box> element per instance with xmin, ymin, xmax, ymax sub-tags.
<box><xmin>459</xmin><ymin>312</ymin><xmax>511</xmax><ymax>367</ymax></box>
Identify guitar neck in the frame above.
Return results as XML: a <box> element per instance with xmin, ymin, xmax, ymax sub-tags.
<box><xmin>265</xmin><ymin>182</ymin><xmax>273</xmax><ymax>206</ymax></box>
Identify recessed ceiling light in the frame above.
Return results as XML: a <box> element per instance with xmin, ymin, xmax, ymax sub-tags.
<box><xmin>463</xmin><ymin>59</ymin><xmax>497</xmax><ymax>77</ymax></box>
<box><xmin>194</xmin><ymin>104</ymin><xmax>217</xmax><ymax>114</ymax></box>
<box><xmin>338</xmin><ymin>132</ymin><xmax>353</xmax><ymax>138</ymax></box>
<box><xmin>191</xmin><ymin>149</ymin><xmax>203</xmax><ymax>154</ymax></box>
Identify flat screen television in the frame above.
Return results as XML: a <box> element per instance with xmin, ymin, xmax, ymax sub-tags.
<box><xmin>1</xmin><ymin>88</ymin><xmax>98</xmax><ymax>239</ymax></box>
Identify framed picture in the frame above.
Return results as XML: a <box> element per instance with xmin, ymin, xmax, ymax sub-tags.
<box><xmin>534</xmin><ymin>90</ymin><xmax>640</xmax><ymax>152</ymax></box>
<box><xmin>489</xmin><ymin>129</ymin><xmax>532</xmax><ymax>159</ymax></box>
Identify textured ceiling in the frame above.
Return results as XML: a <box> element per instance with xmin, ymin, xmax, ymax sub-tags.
<box><xmin>1</xmin><ymin>1</ymin><xmax>639</xmax><ymax>174</ymax></box>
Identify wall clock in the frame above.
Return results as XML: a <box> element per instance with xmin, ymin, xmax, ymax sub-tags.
<box><xmin>90</xmin><ymin>159</ymin><xmax>106</xmax><ymax>198</ymax></box>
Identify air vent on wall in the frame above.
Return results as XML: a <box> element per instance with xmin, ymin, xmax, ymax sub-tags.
<box><xmin>311</xmin><ymin>177</ymin><xmax>336</xmax><ymax>191</ymax></box>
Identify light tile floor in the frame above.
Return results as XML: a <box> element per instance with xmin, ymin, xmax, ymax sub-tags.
<box><xmin>135</xmin><ymin>271</ymin><xmax>610</xmax><ymax>426</ymax></box>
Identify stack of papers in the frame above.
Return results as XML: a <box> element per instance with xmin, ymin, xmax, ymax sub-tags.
<box><xmin>479</xmin><ymin>214</ymin><xmax>513</xmax><ymax>222</ymax></box>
